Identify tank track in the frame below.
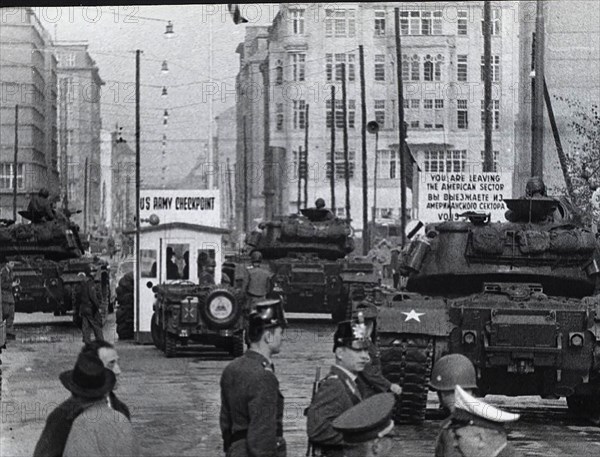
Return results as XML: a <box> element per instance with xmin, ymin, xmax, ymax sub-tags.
<box><xmin>380</xmin><ymin>337</ymin><xmax>434</xmax><ymax>424</ymax></box>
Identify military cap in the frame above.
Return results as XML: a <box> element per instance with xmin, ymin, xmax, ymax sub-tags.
<box><xmin>351</xmin><ymin>302</ymin><xmax>378</xmax><ymax>321</ymax></box>
<box><xmin>333</xmin><ymin>319</ymin><xmax>370</xmax><ymax>352</ymax></box>
<box><xmin>250</xmin><ymin>298</ymin><xmax>288</xmax><ymax>330</ymax></box>
<box><xmin>332</xmin><ymin>393</ymin><xmax>395</xmax><ymax>443</ymax></box>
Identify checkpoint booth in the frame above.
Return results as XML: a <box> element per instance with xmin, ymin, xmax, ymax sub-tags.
<box><xmin>134</xmin><ymin>189</ymin><xmax>229</xmax><ymax>344</ymax></box>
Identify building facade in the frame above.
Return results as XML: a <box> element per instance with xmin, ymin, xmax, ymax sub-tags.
<box><xmin>99</xmin><ymin>128</ymin><xmax>112</xmax><ymax>231</ymax></box>
<box><xmin>214</xmin><ymin>107</ymin><xmax>237</xmax><ymax>231</ymax></box>
<box><xmin>111</xmin><ymin>131</ymin><xmax>135</xmax><ymax>234</ymax></box>
<box><xmin>0</xmin><ymin>7</ymin><xmax>59</xmax><ymax>220</ymax></box>
<box><xmin>236</xmin><ymin>2</ymin><xmax>521</xmax><ymax>234</ymax></box>
<box><xmin>54</xmin><ymin>41</ymin><xmax>104</xmax><ymax>233</ymax></box>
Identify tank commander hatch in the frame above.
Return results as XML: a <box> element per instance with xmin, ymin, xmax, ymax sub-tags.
<box><xmin>27</xmin><ymin>188</ymin><xmax>55</xmax><ymax>223</ymax></box>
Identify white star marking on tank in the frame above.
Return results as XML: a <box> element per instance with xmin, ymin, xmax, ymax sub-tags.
<box><xmin>401</xmin><ymin>309</ymin><xmax>425</xmax><ymax>322</ymax></box>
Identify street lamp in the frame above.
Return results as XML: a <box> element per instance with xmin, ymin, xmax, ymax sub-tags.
<box><xmin>164</xmin><ymin>21</ymin><xmax>175</xmax><ymax>38</ymax></box>
<box><xmin>161</xmin><ymin>86</ymin><xmax>168</xmax><ymax>97</ymax></box>
<box><xmin>367</xmin><ymin>120</ymin><xmax>379</xmax><ymax>224</ymax></box>
<box><xmin>161</xmin><ymin>60</ymin><xmax>169</xmax><ymax>74</ymax></box>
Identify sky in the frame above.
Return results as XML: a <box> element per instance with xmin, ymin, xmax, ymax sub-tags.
<box><xmin>34</xmin><ymin>4</ymin><xmax>278</xmax><ymax>184</ymax></box>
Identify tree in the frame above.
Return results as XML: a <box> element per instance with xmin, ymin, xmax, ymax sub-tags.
<box><xmin>556</xmin><ymin>97</ymin><xmax>600</xmax><ymax>225</ymax></box>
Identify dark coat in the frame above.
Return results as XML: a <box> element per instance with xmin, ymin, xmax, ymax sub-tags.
<box><xmin>78</xmin><ymin>276</ymin><xmax>99</xmax><ymax>316</ymax></box>
<box><xmin>27</xmin><ymin>194</ymin><xmax>54</xmax><ymax>222</ymax></box>
<box><xmin>33</xmin><ymin>392</ymin><xmax>131</xmax><ymax>457</ymax></box>
<box><xmin>435</xmin><ymin>409</ymin><xmax>523</xmax><ymax>457</ymax></box>
<box><xmin>246</xmin><ymin>266</ymin><xmax>273</xmax><ymax>297</ymax></box>
<box><xmin>306</xmin><ymin>365</ymin><xmax>363</xmax><ymax>457</ymax></box>
<box><xmin>220</xmin><ymin>350</ymin><xmax>284</xmax><ymax>457</ymax></box>
<box><xmin>356</xmin><ymin>339</ymin><xmax>392</xmax><ymax>398</ymax></box>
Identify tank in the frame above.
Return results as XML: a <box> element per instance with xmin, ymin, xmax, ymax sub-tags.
<box><xmin>231</xmin><ymin>205</ymin><xmax>379</xmax><ymax>321</ymax></box>
<box><xmin>375</xmin><ymin>190</ymin><xmax>600</xmax><ymax>424</ymax></box>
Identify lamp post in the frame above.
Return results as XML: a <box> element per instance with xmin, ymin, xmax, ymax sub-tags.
<box><xmin>367</xmin><ymin>121</ymin><xmax>380</xmax><ymax>225</ymax></box>
<box><xmin>135</xmin><ymin>48</ymin><xmax>141</xmax><ymax>338</ymax></box>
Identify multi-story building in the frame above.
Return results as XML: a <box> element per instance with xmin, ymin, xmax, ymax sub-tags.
<box><xmin>111</xmin><ymin>131</ymin><xmax>135</xmax><ymax>234</ymax></box>
<box><xmin>214</xmin><ymin>107</ymin><xmax>237</xmax><ymax>231</ymax></box>
<box><xmin>54</xmin><ymin>40</ymin><xmax>104</xmax><ymax>233</ymax></box>
<box><xmin>0</xmin><ymin>7</ymin><xmax>59</xmax><ymax>220</ymax></box>
<box><xmin>236</xmin><ymin>2</ymin><xmax>520</xmax><ymax>234</ymax></box>
<box><xmin>99</xmin><ymin>129</ymin><xmax>112</xmax><ymax>231</ymax></box>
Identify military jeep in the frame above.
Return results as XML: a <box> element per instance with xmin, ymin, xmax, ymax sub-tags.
<box><xmin>150</xmin><ymin>281</ymin><xmax>246</xmax><ymax>358</ymax></box>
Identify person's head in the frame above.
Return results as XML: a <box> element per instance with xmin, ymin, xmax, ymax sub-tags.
<box><xmin>247</xmin><ymin>299</ymin><xmax>287</xmax><ymax>356</ymax></box>
<box><xmin>183</xmin><ymin>251</ymin><xmax>189</xmax><ymax>264</ymax></box>
<box><xmin>429</xmin><ymin>354</ymin><xmax>477</xmax><ymax>412</ymax></box>
<box><xmin>59</xmin><ymin>351</ymin><xmax>116</xmax><ymax>400</ymax></box>
<box><xmin>82</xmin><ymin>340</ymin><xmax>122</xmax><ymax>389</ymax></box>
<box><xmin>315</xmin><ymin>198</ymin><xmax>326</xmax><ymax>209</ymax></box>
<box><xmin>333</xmin><ymin>393</ymin><xmax>396</xmax><ymax>457</ymax></box>
<box><xmin>250</xmin><ymin>251</ymin><xmax>262</xmax><ymax>266</ymax></box>
<box><xmin>333</xmin><ymin>320</ymin><xmax>371</xmax><ymax>374</ymax></box>
<box><xmin>38</xmin><ymin>188</ymin><xmax>50</xmax><ymax>198</ymax></box>
<box><xmin>206</xmin><ymin>258</ymin><xmax>216</xmax><ymax>274</ymax></box>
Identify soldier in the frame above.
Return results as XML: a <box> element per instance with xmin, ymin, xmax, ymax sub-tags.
<box><xmin>306</xmin><ymin>320</ymin><xmax>371</xmax><ymax>457</ymax></box>
<box><xmin>27</xmin><ymin>188</ymin><xmax>55</xmax><ymax>223</ymax></box>
<box><xmin>245</xmin><ymin>251</ymin><xmax>273</xmax><ymax>307</ymax></box>
<box><xmin>332</xmin><ymin>393</ymin><xmax>397</xmax><ymax>457</ymax></box>
<box><xmin>314</xmin><ymin>198</ymin><xmax>336</xmax><ymax>221</ymax></box>
<box><xmin>431</xmin><ymin>354</ymin><xmax>523</xmax><ymax>457</ymax></box>
<box><xmin>220</xmin><ymin>299</ymin><xmax>288</xmax><ymax>457</ymax></box>
<box><xmin>352</xmin><ymin>303</ymin><xmax>402</xmax><ymax>399</ymax></box>
<box><xmin>199</xmin><ymin>258</ymin><xmax>216</xmax><ymax>285</ymax></box>
<box><xmin>77</xmin><ymin>265</ymin><xmax>104</xmax><ymax>344</ymax></box>
<box><xmin>1</xmin><ymin>261</ymin><xmax>16</xmax><ymax>340</ymax></box>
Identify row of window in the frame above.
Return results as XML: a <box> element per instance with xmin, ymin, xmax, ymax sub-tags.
<box><xmin>287</xmin><ymin>8</ymin><xmax>501</xmax><ymax>38</ymax></box>
<box><xmin>278</xmin><ymin>99</ymin><xmax>500</xmax><ymax>131</ymax></box>
<box><xmin>0</xmin><ymin>163</ymin><xmax>24</xmax><ymax>189</ymax></box>
<box><xmin>423</xmin><ymin>150</ymin><xmax>501</xmax><ymax>173</ymax></box>
<box><xmin>276</xmin><ymin>52</ymin><xmax>499</xmax><ymax>84</ymax></box>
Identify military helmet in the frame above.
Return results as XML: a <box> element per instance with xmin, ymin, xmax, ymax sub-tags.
<box><xmin>429</xmin><ymin>354</ymin><xmax>477</xmax><ymax>391</ymax></box>
<box><xmin>315</xmin><ymin>198</ymin><xmax>326</xmax><ymax>209</ymax></box>
<box><xmin>250</xmin><ymin>251</ymin><xmax>262</xmax><ymax>263</ymax></box>
<box><xmin>39</xmin><ymin>188</ymin><xmax>50</xmax><ymax>198</ymax></box>
<box><xmin>351</xmin><ymin>302</ymin><xmax>378</xmax><ymax>321</ymax></box>
<box><xmin>525</xmin><ymin>176</ymin><xmax>546</xmax><ymax>197</ymax></box>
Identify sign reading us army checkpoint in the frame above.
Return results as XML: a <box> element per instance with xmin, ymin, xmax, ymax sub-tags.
<box><xmin>139</xmin><ymin>189</ymin><xmax>220</xmax><ymax>227</ymax></box>
<box><xmin>418</xmin><ymin>172</ymin><xmax>512</xmax><ymax>222</ymax></box>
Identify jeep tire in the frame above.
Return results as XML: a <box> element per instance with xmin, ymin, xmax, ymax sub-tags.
<box><xmin>164</xmin><ymin>332</ymin><xmax>177</xmax><ymax>358</ymax></box>
<box><xmin>200</xmin><ymin>285</ymin><xmax>241</xmax><ymax>330</ymax></box>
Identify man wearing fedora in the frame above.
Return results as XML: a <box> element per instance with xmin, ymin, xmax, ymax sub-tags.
<box><xmin>306</xmin><ymin>319</ymin><xmax>372</xmax><ymax>457</ymax></box>
<box><xmin>33</xmin><ymin>351</ymin><xmax>137</xmax><ymax>457</ymax></box>
<box><xmin>220</xmin><ymin>299</ymin><xmax>288</xmax><ymax>457</ymax></box>
<box><xmin>77</xmin><ymin>265</ymin><xmax>104</xmax><ymax>344</ymax></box>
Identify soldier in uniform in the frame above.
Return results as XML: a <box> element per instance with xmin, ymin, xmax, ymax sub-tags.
<box><xmin>220</xmin><ymin>299</ymin><xmax>288</xmax><ymax>457</ymax></box>
<box><xmin>306</xmin><ymin>320</ymin><xmax>371</xmax><ymax>457</ymax></box>
<box><xmin>431</xmin><ymin>354</ymin><xmax>523</xmax><ymax>457</ymax></box>
<box><xmin>1</xmin><ymin>262</ymin><xmax>16</xmax><ymax>340</ymax></box>
<box><xmin>245</xmin><ymin>251</ymin><xmax>273</xmax><ymax>307</ymax></box>
<box><xmin>199</xmin><ymin>258</ymin><xmax>216</xmax><ymax>285</ymax></box>
<box><xmin>352</xmin><ymin>304</ymin><xmax>402</xmax><ymax>399</ymax></box>
<box><xmin>332</xmin><ymin>393</ymin><xmax>397</xmax><ymax>457</ymax></box>
<box><xmin>314</xmin><ymin>198</ymin><xmax>336</xmax><ymax>221</ymax></box>
<box><xmin>77</xmin><ymin>265</ymin><xmax>104</xmax><ymax>344</ymax></box>
<box><xmin>27</xmin><ymin>188</ymin><xmax>55</xmax><ymax>222</ymax></box>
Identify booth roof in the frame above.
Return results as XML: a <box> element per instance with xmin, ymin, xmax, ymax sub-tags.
<box><xmin>139</xmin><ymin>222</ymin><xmax>230</xmax><ymax>235</ymax></box>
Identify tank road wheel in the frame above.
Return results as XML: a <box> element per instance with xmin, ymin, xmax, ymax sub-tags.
<box><xmin>164</xmin><ymin>332</ymin><xmax>177</xmax><ymax>358</ymax></box>
<box><xmin>380</xmin><ymin>337</ymin><xmax>434</xmax><ymax>425</ymax></box>
<box><xmin>229</xmin><ymin>332</ymin><xmax>245</xmax><ymax>358</ymax></box>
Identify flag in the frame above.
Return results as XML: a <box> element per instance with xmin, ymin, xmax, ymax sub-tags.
<box><xmin>227</xmin><ymin>4</ymin><xmax>248</xmax><ymax>24</ymax></box>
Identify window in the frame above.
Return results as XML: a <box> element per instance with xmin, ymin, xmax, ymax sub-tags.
<box><xmin>63</xmin><ymin>53</ymin><xmax>76</xmax><ymax>67</ymax></box>
<box><xmin>434</xmin><ymin>54</ymin><xmax>444</xmax><ymax>81</ymax></box>
<box><xmin>457</xmin><ymin>100</ymin><xmax>468</xmax><ymax>129</ymax></box>
<box><xmin>374</xmin><ymin>11</ymin><xmax>386</xmax><ymax>36</ymax></box>
<box><xmin>401</xmin><ymin>56</ymin><xmax>409</xmax><ymax>80</ymax></box>
<box><xmin>424</xmin><ymin>55</ymin><xmax>434</xmax><ymax>81</ymax></box>
<box><xmin>326</xmin><ymin>100</ymin><xmax>355</xmax><ymax>129</ymax></box>
<box><xmin>276</xmin><ymin>103</ymin><xmax>284</xmax><ymax>131</ymax></box>
<box><xmin>480</xmin><ymin>150</ymin><xmax>500</xmax><ymax>172</ymax></box>
<box><xmin>291</xmin><ymin>53</ymin><xmax>305</xmax><ymax>81</ymax></box>
<box><xmin>275</xmin><ymin>60</ymin><xmax>283</xmax><ymax>85</ymax></box>
<box><xmin>423</xmin><ymin>150</ymin><xmax>466</xmax><ymax>173</ymax></box>
<box><xmin>480</xmin><ymin>55</ymin><xmax>500</xmax><ymax>81</ymax></box>
<box><xmin>457</xmin><ymin>55</ymin><xmax>468</xmax><ymax>81</ymax></box>
<box><xmin>293</xmin><ymin>100</ymin><xmax>306</xmax><ymax>129</ymax></box>
<box><xmin>326</xmin><ymin>8</ymin><xmax>356</xmax><ymax>37</ymax></box>
<box><xmin>336</xmin><ymin>208</ymin><xmax>346</xmax><ymax>217</ymax></box>
<box><xmin>0</xmin><ymin>163</ymin><xmax>24</xmax><ymax>189</ymax></box>
<box><xmin>435</xmin><ymin>99</ymin><xmax>444</xmax><ymax>109</ymax></box>
<box><xmin>374</xmin><ymin>55</ymin><xmax>385</xmax><ymax>81</ymax></box>
<box><xmin>480</xmin><ymin>99</ymin><xmax>500</xmax><ymax>129</ymax></box>
<box><xmin>291</xmin><ymin>9</ymin><xmax>305</xmax><ymax>35</ymax></box>
<box><xmin>403</xmin><ymin>99</ymin><xmax>409</xmax><ymax>109</ymax></box>
<box><xmin>410</xmin><ymin>120</ymin><xmax>420</xmax><ymax>128</ymax></box>
<box><xmin>457</xmin><ymin>11</ymin><xmax>468</xmax><ymax>35</ymax></box>
<box><xmin>140</xmin><ymin>249</ymin><xmax>157</xmax><ymax>278</ymax></box>
<box><xmin>377</xmin><ymin>149</ymin><xmax>399</xmax><ymax>179</ymax></box>
<box><xmin>411</xmin><ymin>99</ymin><xmax>420</xmax><ymax>109</ymax></box>
<box><xmin>348</xmin><ymin>100</ymin><xmax>356</xmax><ymax>128</ymax></box>
<box><xmin>424</xmin><ymin>99</ymin><xmax>433</xmax><ymax>110</ymax></box>
<box><xmin>326</xmin><ymin>150</ymin><xmax>355</xmax><ymax>180</ymax></box>
<box><xmin>400</xmin><ymin>10</ymin><xmax>443</xmax><ymax>35</ymax></box>
<box><xmin>411</xmin><ymin>54</ymin><xmax>420</xmax><ymax>80</ymax></box>
<box><xmin>374</xmin><ymin>100</ymin><xmax>385</xmax><ymax>128</ymax></box>
<box><xmin>481</xmin><ymin>8</ymin><xmax>501</xmax><ymax>35</ymax></box>
<box><xmin>327</xmin><ymin>53</ymin><xmax>355</xmax><ymax>81</ymax></box>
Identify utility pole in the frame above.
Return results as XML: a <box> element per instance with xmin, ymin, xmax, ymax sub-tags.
<box><xmin>395</xmin><ymin>8</ymin><xmax>407</xmax><ymax>246</ymax></box>
<box><xmin>261</xmin><ymin>60</ymin><xmax>274</xmax><ymax>219</ymax></box>
<box><xmin>226</xmin><ymin>157</ymin><xmax>234</xmax><ymax>224</ymax></box>
<box><xmin>60</xmin><ymin>79</ymin><xmax>69</xmax><ymax>212</ymax></box>
<box><xmin>13</xmin><ymin>104</ymin><xmax>19</xmax><ymax>221</ymax></box>
<box><xmin>303</xmin><ymin>103</ymin><xmax>309</xmax><ymax>208</ymax></box>
<box><xmin>84</xmin><ymin>157</ymin><xmax>88</xmax><ymax>234</ymax></box>
<box><xmin>531</xmin><ymin>0</ymin><xmax>545</xmax><ymax>178</ymax></box>
<box><xmin>483</xmin><ymin>0</ymin><xmax>494</xmax><ymax>172</ymax></box>
<box><xmin>341</xmin><ymin>63</ymin><xmax>350</xmax><ymax>222</ymax></box>
<box><xmin>243</xmin><ymin>116</ymin><xmax>248</xmax><ymax>232</ymax></box>
<box><xmin>359</xmin><ymin>45</ymin><xmax>369</xmax><ymax>254</ymax></box>
<box><xmin>330</xmin><ymin>85</ymin><xmax>336</xmax><ymax>212</ymax></box>
<box><xmin>135</xmin><ymin>49</ymin><xmax>141</xmax><ymax>338</ymax></box>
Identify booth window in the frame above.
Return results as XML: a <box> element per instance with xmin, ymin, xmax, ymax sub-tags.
<box><xmin>141</xmin><ymin>249</ymin><xmax>157</xmax><ymax>278</ymax></box>
<box><xmin>166</xmin><ymin>244</ymin><xmax>188</xmax><ymax>280</ymax></box>
<box><xmin>197</xmin><ymin>249</ymin><xmax>216</xmax><ymax>280</ymax></box>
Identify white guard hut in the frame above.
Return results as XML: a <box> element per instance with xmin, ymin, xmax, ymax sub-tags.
<box><xmin>134</xmin><ymin>189</ymin><xmax>229</xmax><ymax>344</ymax></box>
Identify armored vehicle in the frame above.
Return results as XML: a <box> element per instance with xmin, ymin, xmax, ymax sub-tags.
<box><xmin>376</xmin><ymin>189</ymin><xmax>600</xmax><ymax>424</ymax></box>
<box><xmin>150</xmin><ymin>282</ymin><xmax>245</xmax><ymax>358</ymax></box>
<box><xmin>238</xmin><ymin>203</ymin><xmax>380</xmax><ymax>321</ymax></box>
